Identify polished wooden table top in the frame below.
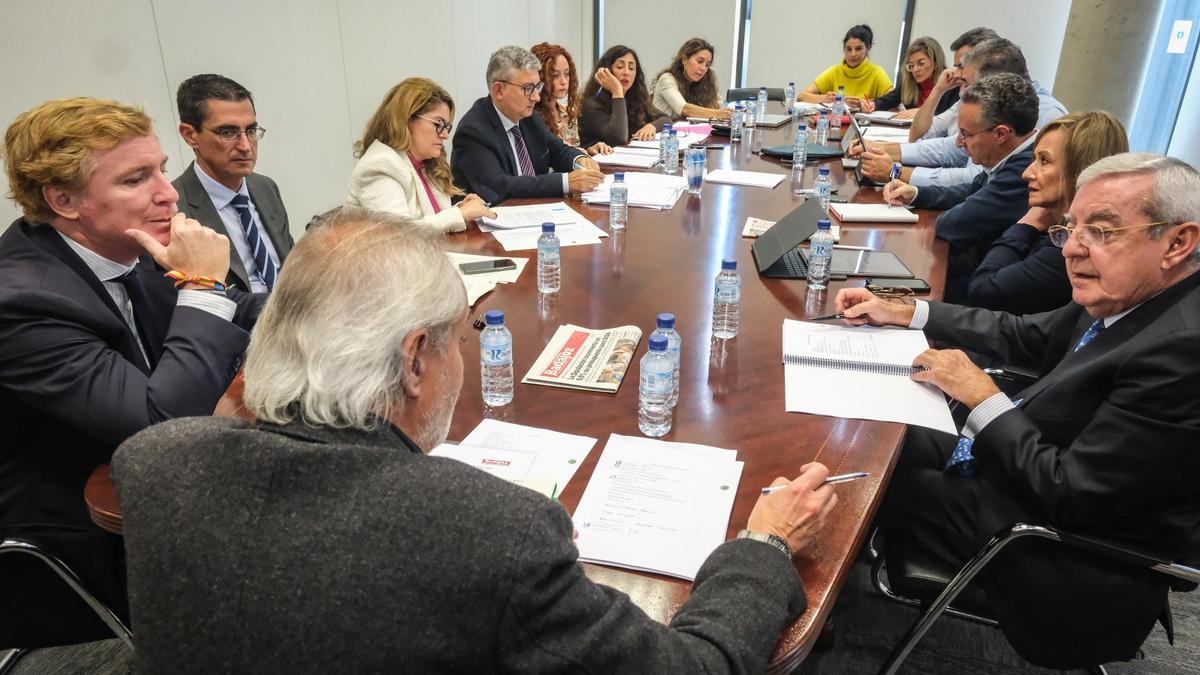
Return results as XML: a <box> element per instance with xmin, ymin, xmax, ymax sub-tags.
<box><xmin>87</xmin><ymin>113</ymin><xmax>946</xmax><ymax>673</ymax></box>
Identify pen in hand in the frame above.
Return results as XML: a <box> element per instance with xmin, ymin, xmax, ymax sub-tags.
<box><xmin>761</xmin><ymin>472</ymin><xmax>869</xmax><ymax>494</ymax></box>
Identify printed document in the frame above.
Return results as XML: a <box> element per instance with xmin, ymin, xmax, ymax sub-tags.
<box><xmin>829</xmin><ymin>203</ymin><xmax>919</xmax><ymax>223</ymax></box>
<box><xmin>782</xmin><ymin>320</ymin><xmax>956</xmax><ymax>434</ymax></box>
<box><xmin>704</xmin><ymin>169</ymin><xmax>785</xmax><ymax>189</ymax></box>
<box><xmin>572</xmin><ymin>434</ymin><xmax>743</xmax><ymax>580</ymax></box>
<box><xmin>430</xmin><ymin>419</ymin><xmax>598</xmax><ymax>496</ymax></box>
<box><xmin>481</xmin><ymin>202</ymin><xmax>589</xmax><ymax>230</ymax></box>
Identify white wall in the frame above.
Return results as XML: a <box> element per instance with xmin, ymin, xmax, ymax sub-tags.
<box><xmin>746</xmin><ymin>0</ymin><xmax>905</xmax><ymax>94</ymax></box>
<box><xmin>0</xmin><ymin>0</ymin><xmax>591</xmax><ymax>236</ymax></box>
<box><xmin>602</xmin><ymin>0</ymin><xmax>738</xmax><ymax>100</ymax></box>
<box><xmin>910</xmin><ymin>0</ymin><xmax>1073</xmax><ymax>89</ymax></box>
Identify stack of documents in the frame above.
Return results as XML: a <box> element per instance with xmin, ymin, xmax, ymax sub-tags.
<box><xmin>582</xmin><ymin>172</ymin><xmax>687</xmax><ymax>210</ymax></box>
<box><xmin>862</xmin><ymin>125</ymin><xmax>912</xmax><ymax>143</ymax></box>
<box><xmin>829</xmin><ymin>203</ymin><xmax>919</xmax><ymax>223</ymax></box>
<box><xmin>857</xmin><ymin>111</ymin><xmax>912</xmax><ymax>127</ymax></box>
<box><xmin>572</xmin><ymin>434</ymin><xmax>744</xmax><ymax>580</ymax></box>
<box><xmin>480</xmin><ymin>202</ymin><xmax>608</xmax><ymax>251</ymax></box>
<box><xmin>704</xmin><ymin>169</ymin><xmax>785</xmax><ymax>189</ymax></box>
<box><xmin>628</xmin><ymin>130</ymin><xmax>709</xmax><ymax>149</ymax></box>
<box><xmin>782</xmin><ymin>319</ymin><xmax>955</xmax><ymax>434</ymax></box>
<box><xmin>593</xmin><ymin>146</ymin><xmax>661</xmax><ymax>168</ymax></box>
<box><xmin>430</xmin><ymin>420</ymin><xmax>598</xmax><ymax>498</ymax></box>
<box><xmin>445</xmin><ymin>251</ymin><xmax>527</xmax><ymax>306</ymax></box>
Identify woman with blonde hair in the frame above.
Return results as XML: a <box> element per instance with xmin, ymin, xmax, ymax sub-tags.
<box><xmin>969</xmin><ymin>111</ymin><xmax>1129</xmax><ymax>313</ymax></box>
<box><xmin>531</xmin><ymin>42</ymin><xmax>611</xmax><ymax>155</ymax></box>
<box><xmin>874</xmin><ymin>36</ymin><xmax>958</xmax><ymax>120</ymax></box>
<box><xmin>346</xmin><ymin>77</ymin><xmax>494</xmax><ymax>233</ymax></box>
<box><xmin>651</xmin><ymin>38</ymin><xmax>730</xmax><ymax>120</ymax></box>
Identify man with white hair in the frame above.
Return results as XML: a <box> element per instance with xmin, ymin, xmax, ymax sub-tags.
<box><xmin>451</xmin><ymin>45</ymin><xmax>603</xmax><ymax>204</ymax></box>
<box><xmin>113</xmin><ymin>208</ymin><xmax>839</xmax><ymax>673</ymax></box>
<box><xmin>836</xmin><ymin>153</ymin><xmax>1200</xmax><ymax>667</ymax></box>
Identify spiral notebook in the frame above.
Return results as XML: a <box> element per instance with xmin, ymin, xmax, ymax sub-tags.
<box><xmin>782</xmin><ymin>319</ymin><xmax>956</xmax><ymax>434</ymax></box>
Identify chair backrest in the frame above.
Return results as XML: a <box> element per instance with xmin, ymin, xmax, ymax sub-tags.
<box><xmin>726</xmin><ymin>87</ymin><xmax>785</xmax><ymax>103</ymax></box>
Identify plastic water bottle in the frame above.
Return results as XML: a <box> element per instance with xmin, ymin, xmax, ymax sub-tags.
<box><xmin>609</xmin><ymin>172</ymin><xmax>628</xmax><ymax>230</ymax></box>
<box><xmin>664</xmin><ymin>129</ymin><xmax>679</xmax><ymax>174</ymax></box>
<box><xmin>756</xmin><ymin>85</ymin><xmax>768</xmax><ymax>122</ymax></box>
<box><xmin>784</xmin><ymin>81</ymin><xmax>796</xmax><ymax>116</ymax></box>
<box><xmin>831</xmin><ymin>90</ymin><xmax>845</xmax><ymax>133</ymax></box>
<box><xmin>814</xmin><ymin>166</ymin><xmax>832</xmax><ymax>211</ymax></box>
<box><xmin>731</xmin><ymin>105</ymin><xmax>744</xmax><ymax>142</ymax></box>
<box><xmin>480</xmin><ymin>309</ymin><xmax>513</xmax><ymax>407</ymax></box>
<box><xmin>638</xmin><ymin>334</ymin><xmax>674</xmax><ymax>437</ymax></box>
<box><xmin>807</xmin><ymin>219</ymin><xmax>834</xmax><ymax>290</ymax></box>
<box><xmin>712</xmin><ymin>259</ymin><xmax>741</xmax><ymax>339</ymax></box>
<box><xmin>651</xmin><ymin>313</ymin><xmax>681</xmax><ymax>408</ymax></box>
<box><xmin>791</xmin><ymin>123</ymin><xmax>808</xmax><ymax>194</ymax></box>
<box><xmin>815</xmin><ymin>110</ymin><xmax>830</xmax><ymax>144</ymax></box>
<box><xmin>537</xmin><ymin>222</ymin><xmax>560</xmax><ymax>293</ymax></box>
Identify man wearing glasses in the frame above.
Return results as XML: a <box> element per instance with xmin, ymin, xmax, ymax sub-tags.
<box><xmin>452</xmin><ymin>46</ymin><xmax>603</xmax><ymax>205</ymax></box>
<box><xmin>173</xmin><ymin>74</ymin><xmax>293</xmax><ymax>293</ymax></box>
<box><xmin>836</xmin><ymin>153</ymin><xmax>1200</xmax><ymax>667</ymax></box>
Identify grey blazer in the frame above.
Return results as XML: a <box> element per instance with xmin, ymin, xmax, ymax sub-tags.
<box><xmin>114</xmin><ymin>417</ymin><xmax>808</xmax><ymax>674</ymax></box>
<box><xmin>173</xmin><ymin>162</ymin><xmax>294</xmax><ymax>291</ymax></box>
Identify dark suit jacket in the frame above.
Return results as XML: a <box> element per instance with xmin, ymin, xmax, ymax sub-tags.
<box><xmin>923</xmin><ymin>270</ymin><xmax>1200</xmax><ymax>664</ymax></box>
<box><xmin>114</xmin><ymin>417</ymin><xmax>807</xmax><ymax>674</ymax></box>
<box><xmin>967</xmin><ymin>222</ymin><xmax>1071</xmax><ymax>314</ymax></box>
<box><xmin>172</xmin><ymin>162</ymin><xmax>294</xmax><ymax>291</ymax></box>
<box><xmin>451</xmin><ymin>96</ymin><xmax>586</xmax><ymax>205</ymax></box>
<box><xmin>912</xmin><ymin>144</ymin><xmax>1034</xmax><ymax>246</ymax></box>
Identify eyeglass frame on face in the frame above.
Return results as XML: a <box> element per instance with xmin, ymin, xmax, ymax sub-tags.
<box><xmin>1049</xmin><ymin>220</ymin><xmax>1171</xmax><ymax>248</ymax></box>
<box><xmin>203</xmin><ymin>125</ymin><xmax>266</xmax><ymax>143</ymax></box>
<box><xmin>498</xmin><ymin>80</ymin><xmax>545</xmax><ymax>97</ymax></box>
<box><xmin>416</xmin><ymin>115</ymin><xmax>453</xmax><ymax>136</ymax></box>
<box><xmin>904</xmin><ymin>58</ymin><xmax>931</xmax><ymax>72</ymax></box>
<box><xmin>956</xmin><ymin>123</ymin><xmax>1000</xmax><ymax>143</ymax></box>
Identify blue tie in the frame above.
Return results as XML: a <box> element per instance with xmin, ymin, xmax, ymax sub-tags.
<box><xmin>231</xmin><ymin>194</ymin><xmax>277</xmax><ymax>291</ymax></box>
<box><xmin>1073</xmin><ymin>319</ymin><xmax>1105</xmax><ymax>351</ymax></box>
<box><xmin>944</xmin><ymin>397</ymin><xmax>1023</xmax><ymax>477</ymax></box>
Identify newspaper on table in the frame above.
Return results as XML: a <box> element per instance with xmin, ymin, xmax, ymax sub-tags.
<box><xmin>522</xmin><ymin>324</ymin><xmax>643</xmax><ymax>393</ymax></box>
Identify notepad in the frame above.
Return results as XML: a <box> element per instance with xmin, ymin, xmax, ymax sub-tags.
<box><xmin>593</xmin><ymin>147</ymin><xmax>662</xmax><ymax>168</ymax></box>
<box><xmin>704</xmin><ymin>169</ymin><xmax>785</xmax><ymax>189</ymax></box>
<box><xmin>829</xmin><ymin>203</ymin><xmax>919</xmax><ymax>223</ymax></box>
<box><xmin>782</xmin><ymin>320</ymin><xmax>955</xmax><ymax>434</ymax></box>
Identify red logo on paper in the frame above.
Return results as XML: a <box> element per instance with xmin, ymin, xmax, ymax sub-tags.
<box><xmin>540</xmin><ymin>331</ymin><xmax>588</xmax><ymax>378</ymax></box>
<box><xmin>481</xmin><ymin>458</ymin><xmax>511</xmax><ymax>467</ymax></box>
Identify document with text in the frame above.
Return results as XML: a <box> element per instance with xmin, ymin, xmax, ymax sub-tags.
<box><xmin>572</xmin><ymin>434</ymin><xmax>743</xmax><ymax>580</ymax></box>
<box><xmin>431</xmin><ymin>419</ymin><xmax>598</xmax><ymax>497</ymax></box>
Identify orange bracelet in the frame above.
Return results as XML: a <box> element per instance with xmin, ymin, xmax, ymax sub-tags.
<box><xmin>164</xmin><ymin>270</ymin><xmax>226</xmax><ymax>291</ymax></box>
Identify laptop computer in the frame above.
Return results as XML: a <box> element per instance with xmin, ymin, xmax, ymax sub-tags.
<box><xmin>755</xmin><ymin>113</ymin><xmax>793</xmax><ymax>128</ymax></box>
<box><xmin>751</xmin><ymin>200</ymin><xmax>915</xmax><ymax>279</ymax></box>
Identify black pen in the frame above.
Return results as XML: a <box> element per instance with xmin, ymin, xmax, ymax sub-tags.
<box><xmin>806</xmin><ymin>313</ymin><xmax>845</xmax><ymax>322</ymax></box>
<box><xmin>761</xmin><ymin>472</ymin><xmax>869</xmax><ymax>493</ymax></box>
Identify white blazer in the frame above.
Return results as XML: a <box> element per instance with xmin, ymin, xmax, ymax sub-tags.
<box><xmin>345</xmin><ymin>140</ymin><xmax>467</xmax><ymax>233</ymax></box>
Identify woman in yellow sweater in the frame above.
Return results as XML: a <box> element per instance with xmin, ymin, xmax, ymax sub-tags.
<box><xmin>797</xmin><ymin>24</ymin><xmax>893</xmax><ymax>110</ymax></box>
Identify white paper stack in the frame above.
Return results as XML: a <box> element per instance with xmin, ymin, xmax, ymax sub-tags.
<box><xmin>430</xmin><ymin>420</ymin><xmax>598</xmax><ymax>497</ymax></box>
<box><xmin>829</xmin><ymin>203</ymin><xmax>919</xmax><ymax>223</ymax></box>
<box><xmin>571</xmin><ymin>434</ymin><xmax>744</xmax><ymax>581</ymax></box>
<box><xmin>444</xmin><ymin>251</ymin><xmax>528</xmax><ymax>306</ymax></box>
<box><xmin>862</xmin><ymin>125</ymin><xmax>912</xmax><ymax>143</ymax></box>
<box><xmin>857</xmin><ymin>111</ymin><xmax>912</xmax><ymax>127</ymax></box>
<box><xmin>704</xmin><ymin>169</ymin><xmax>785</xmax><ymax>189</ymax></box>
<box><xmin>628</xmin><ymin>130</ymin><xmax>709</xmax><ymax>149</ymax></box>
<box><xmin>581</xmin><ymin>172</ymin><xmax>687</xmax><ymax>210</ymax></box>
<box><xmin>593</xmin><ymin>147</ymin><xmax>661</xmax><ymax>168</ymax></box>
<box><xmin>479</xmin><ymin>201</ymin><xmax>608</xmax><ymax>251</ymax></box>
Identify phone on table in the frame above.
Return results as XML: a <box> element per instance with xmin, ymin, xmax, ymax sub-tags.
<box><xmin>459</xmin><ymin>259</ymin><xmax>517</xmax><ymax>275</ymax></box>
<box><xmin>865</xmin><ymin>277</ymin><xmax>931</xmax><ymax>295</ymax></box>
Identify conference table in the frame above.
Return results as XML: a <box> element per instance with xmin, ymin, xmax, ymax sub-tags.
<box><xmin>86</xmin><ymin>109</ymin><xmax>947</xmax><ymax>673</ymax></box>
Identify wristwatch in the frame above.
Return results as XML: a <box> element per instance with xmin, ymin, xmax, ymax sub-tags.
<box><xmin>736</xmin><ymin>529</ymin><xmax>791</xmax><ymax>557</ymax></box>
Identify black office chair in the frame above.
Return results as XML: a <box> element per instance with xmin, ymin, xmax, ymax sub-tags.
<box><xmin>0</xmin><ymin>537</ymin><xmax>133</xmax><ymax>674</ymax></box>
<box><xmin>872</xmin><ymin>524</ymin><xmax>1199</xmax><ymax>674</ymax></box>
<box><xmin>726</xmin><ymin>87</ymin><xmax>785</xmax><ymax>103</ymax></box>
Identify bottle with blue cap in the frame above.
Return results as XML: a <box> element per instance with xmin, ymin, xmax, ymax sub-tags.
<box><xmin>756</xmin><ymin>85</ymin><xmax>768</xmax><ymax>123</ymax></box>
<box><xmin>610</xmin><ymin>172</ymin><xmax>628</xmax><ymax>230</ymax></box>
<box><xmin>731</xmin><ymin>104</ymin><xmax>745</xmax><ymax>142</ymax></box>
<box><xmin>814</xmin><ymin>166</ymin><xmax>832</xmax><ymax>211</ymax></box>
<box><xmin>784</xmin><ymin>81</ymin><xmax>796</xmax><ymax>116</ymax></box>
<box><xmin>815</xmin><ymin>110</ymin><xmax>830</xmax><ymax>144</ymax></box>
<box><xmin>480</xmin><ymin>309</ymin><xmax>513</xmax><ymax>406</ymax></box>
<box><xmin>712</xmin><ymin>259</ymin><xmax>741</xmax><ymax>339</ymax></box>
<box><xmin>650</xmin><ymin>313</ymin><xmax>682</xmax><ymax>407</ymax></box>
<box><xmin>537</xmin><ymin>222</ymin><xmax>560</xmax><ymax>293</ymax></box>
<box><xmin>831</xmin><ymin>85</ymin><xmax>846</xmax><ymax>132</ymax></box>
<box><xmin>663</xmin><ymin>128</ymin><xmax>679</xmax><ymax>174</ymax></box>
<box><xmin>638</xmin><ymin>334</ymin><xmax>674</xmax><ymax>437</ymax></box>
<box><xmin>807</xmin><ymin>219</ymin><xmax>835</xmax><ymax>289</ymax></box>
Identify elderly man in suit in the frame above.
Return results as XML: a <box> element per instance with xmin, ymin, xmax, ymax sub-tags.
<box><xmin>114</xmin><ymin>208</ymin><xmax>838</xmax><ymax>673</ymax></box>
<box><xmin>172</xmin><ymin>74</ymin><xmax>293</xmax><ymax>292</ymax></box>
<box><xmin>451</xmin><ymin>45</ymin><xmax>604</xmax><ymax>204</ymax></box>
<box><xmin>0</xmin><ymin>97</ymin><xmax>262</xmax><ymax>647</ymax></box>
<box><xmin>836</xmin><ymin>152</ymin><xmax>1200</xmax><ymax>668</ymax></box>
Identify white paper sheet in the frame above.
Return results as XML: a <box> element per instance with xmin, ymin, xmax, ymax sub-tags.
<box><xmin>856</xmin><ymin>111</ymin><xmax>912</xmax><ymax>127</ymax></box>
<box><xmin>829</xmin><ymin>203</ymin><xmax>919</xmax><ymax>223</ymax></box>
<box><xmin>862</xmin><ymin>126</ymin><xmax>912</xmax><ymax>143</ymax></box>
<box><xmin>480</xmin><ymin>202</ymin><xmax>589</xmax><ymax>230</ymax></box>
<box><xmin>459</xmin><ymin>419</ymin><xmax>598</xmax><ymax>494</ymax></box>
<box><xmin>581</xmin><ymin>172</ymin><xmax>687</xmax><ymax>210</ymax></box>
<box><xmin>572</xmin><ymin>434</ymin><xmax>743</xmax><ymax>580</ymax></box>
<box><xmin>703</xmin><ymin>169</ymin><xmax>785</xmax><ymax>189</ymax></box>
<box><xmin>782</xmin><ymin>320</ymin><xmax>956</xmax><ymax>435</ymax></box>
<box><xmin>489</xmin><ymin>221</ymin><xmax>607</xmax><ymax>251</ymax></box>
<box><xmin>628</xmin><ymin>131</ymin><xmax>709</xmax><ymax>149</ymax></box>
<box><xmin>444</xmin><ymin>252</ymin><xmax>528</xmax><ymax>306</ymax></box>
<box><xmin>593</xmin><ymin>150</ymin><xmax>660</xmax><ymax>168</ymax></box>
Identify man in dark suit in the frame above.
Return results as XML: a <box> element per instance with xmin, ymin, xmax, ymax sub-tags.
<box><xmin>883</xmin><ymin>72</ymin><xmax>1038</xmax><ymax>301</ymax></box>
<box><xmin>0</xmin><ymin>97</ymin><xmax>262</xmax><ymax>647</ymax></box>
<box><xmin>837</xmin><ymin>153</ymin><xmax>1200</xmax><ymax>668</ymax></box>
<box><xmin>114</xmin><ymin>209</ymin><xmax>838</xmax><ymax>673</ymax></box>
<box><xmin>172</xmin><ymin>74</ymin><xmax>292</xmax><ymax>292</ymax></box>
<box><xmin>451</xmin><ymin>45</ymin><xmax>604</xmax><ymax>205</ymax></box>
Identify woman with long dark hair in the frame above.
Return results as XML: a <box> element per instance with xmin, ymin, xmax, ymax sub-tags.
<box><xmin>579</xmin><ymin>45</ymin><xmax>670</xmax><ymax>147</ymax></box>
<box><xmin>651</xmin><ymin>38</ymin><xmax>730</xmax><ymax>120</ymax></box>
<box><xmin>798</xmin><ymin>24</ymin><xmax>893</xmax><ymax>109</ymax></box>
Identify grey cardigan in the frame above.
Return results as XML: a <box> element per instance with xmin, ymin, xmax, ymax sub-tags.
<box><xmin>578</xmin><ymin>94</ymin><xmax>671</xmax><ymax>147</ymax></box>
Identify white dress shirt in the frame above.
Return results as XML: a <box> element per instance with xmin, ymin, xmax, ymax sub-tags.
<box><xmin>492</xmin><ymin>103</ymin><xmax>573</xmax><ymax>196</ymax></box>
<box><xmin>193</xmin><ymin>163</ymin><xmax>281</xmax><ymax>293</ymax></box>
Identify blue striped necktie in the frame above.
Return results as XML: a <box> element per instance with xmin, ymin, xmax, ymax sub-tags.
<box><xmin>509</xmin><ymin>126</ymin><xmax>536</xmax><ymax>176</ymax></box>
<box><xmin>1073</xmin><ymin>319</ymin><xmax>1105</xmax><ymax>351</ymax></box>
<box><xmin>230</xmin><ymin>194</ymin><xmax>277</xmax><ymax>290</ymax></box>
